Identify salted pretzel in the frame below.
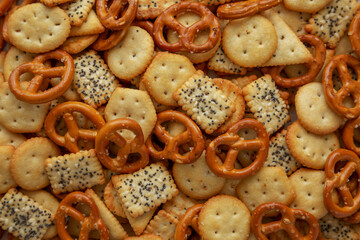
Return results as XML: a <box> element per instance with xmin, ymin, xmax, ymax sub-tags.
<box><xmin>217</xmin><ymin>0</ymin><xmax>282</xmax><ymax>19</ymax></box>
<box><xmin>349</xmin><ymin>11</ymin><xmax>360</xmax><ymax>57</ymax></box>
<box><xmin>153</xmin><ymin>1</ymin><xmax>221</xmax><ymax>53</ymax></box>
<box><xmin>270</xmin><ymin>34</ymin><xmax>325</xmax><ymax>88</ymax></box>
<box><xmin>324</xmin><ymin>149</ymin><xmax>360</xmax><ymax>221</ymax></box>
<box><xmin>174</xmin><ymin>204</ymin><xmax>204</xmax><ymax>240</ymax></box>
<box><xmin>343</xmin><ymin>116</ymin><xmax>360</xmax><ymax>156</ymax></box>
<box><xmin>206</xmin><ymin>118</ymin><xmax>269</xmax><ymax>179</ymax></box>
<box><xmin>95</xmin><ymin>118</ymin><xmax>149</xmax><ymax>173</ymax></box>
<box><xmin>56</xmin><ymin>191</ymin><xmax>109</xmax><ymax>240</ymax></box>
<box><xmin>132</xmin><ymin>20</ymin><xmax>154</xmax><ymax>36</ymax></box>
<box><xmin>251</xmin><ymin>202</ymin><xmax>320</xmax><ymax>240</ymax></box>
<box><xmin>96</xmin><ymin>0</ymin><xmax>137</xmax><ymax>30</ymax></box>
<box><xmin>146</xmin><ymin>110</ymin><xmax>205</xmax><ymax>164</ymax></box>
<box><xmin>92</xmin><ymin>27</ymin><xmax>129</xmax><ymax>51</ymax></box>
<box><xmin>8</xmin><ymin>50</ymin><xmax>74</xmax><ymax>104</ymax></box>
<box><xmin>322</xmin><ymin>54</ymin><xmax>360</xmax><ymax>119</ymax></box>
<box><xmin>0</xmin><ymin>0</ymin><xmax>14</xmax><ymax>17</ymax></box>
<box><xmin>44</xmin><ymin>101</ymin><xmax>106</xmax><ymax>153</ymax></box>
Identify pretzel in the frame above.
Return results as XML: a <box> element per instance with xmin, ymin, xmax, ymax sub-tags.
<box><xmin>8</xmin><ymin>50</ymin><xmax>74</xmax><ymax>104</ymax></box>
<box><xmin>174</xmin><ymin>204</ymin><xmax>204</xmax><ymax>240</ymax></box>
<box><xmin>349</xmin><ymin>11</ymin><xmax>360</xmax><ymax>58</ymax></box>
<box><xmin>0</xmin><ymin>0</ymin><xmax>14</xmax><ymax>17</ymax></box>
<box><xmin>153</xmin><ymin>1</ymin><xmax>221</xmax><ymax>53</ymax></box>
<box><xmin>96</xmin><ymin>0</ymin><xmax>137</xmax><ymax>30</ymax></box>
<box><xmin>251</xmin><ymin>202</ymin><xmax>320</xmax><ymax>240</ymax></box>
<box><xmin>146</xmin><ymin>110</ymin><xmax>205</xmax><ymax>164</ymax></box>
<box><xmin>343</xmin><ymin>116</ymin><xmax>360</xmax><ymax>156</ymax></box>
<box><xmin>132</xmin><ymin>21</ymin><xmax>154</xmax><ymax>36</ymax></box>
<box><xmin>217</xmin><ymin>0</ymin><xmax>282</xmax><ymax>19</ymax></box>
<box><xmin>270</xmin><ymin>34</ymin><xmax>325</xmax><ymax>88</ymax></box>
<box><xmin>324</xmin><ymin>148</ymin><xmax>360</xmax><ymax>220</ymax></box>
<box><xmin>56</xmin><ymin>191</ymin><xmax>109</xmax><ymax>240</ymax></box>
<box><xmin>0</xmin><ymin>18</ymin><xmax>4</xmax><ymax>51</ymax></box>
<box><xmin>95</xmin><ymin>118</ymin><xmax>149</xmax><ymax>173</ymax></box>
<box><xmin>44</xmin><ymin>101</ymin><xmax>106</xmax><ymax>153</ymax></box>
<box><xmin>322</xmin><ymin>54</ymin><xmax>360</xmax><ymax>119</ymax></box>
<box><xmin>92</xmin><ymin>27</ymin><xmax>129</xmax><ymax>51</ymax></box>
<box><xmin>206</xmin><ymin>118</ymin><xmax>269</xmax><ymax>179</ymax></box>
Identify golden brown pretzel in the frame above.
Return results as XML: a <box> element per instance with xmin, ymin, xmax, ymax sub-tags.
<box><xmin>251</xmin><ymin>202</ymin><xmax>320</xmax><ymax>240</ymax></box>
<box><xmin>8</xmin><ymin>50</ymin><xmax>74</xmax><ymax>104</ymax></box>
<box><xmin>92</xmin><ymin>27</ymin><xmax>129</xmax><ymax>51</ymax></box>
<box><xmin>349</xmin><ymin>11</ymin><xmax>360</xmax><ymax>57</ymax></box>
<box><xmin>146</xmin><ymin>110</ymin><xmax>205</xmax><ymax>164</ymax></box>
<box><xmin>0</xmin><ymin>0</ymin><xmax>14</xmax><ymax>17</ymax></box>
<box><xmin>56</xmin><ymin>191</ymin><xmax>109</xmax><ymax>240</ymax></box>
<box><xmin>343</xmin><ymin>116</ymin><xmax>360</xmax><ymax>156</ymax></box>
<box><xmin>153</xmin><ymin>1</ymin><xmax>221</xmax><ymax>53</ymax></box>
<box><xmin>322</xmin><ymin>54</ymin><xmax>360</xmax><ymax>119</ymax></box>
<box><xmin>206</xmin><ymin>118</ymin><xmax>269</xmax><ymax>179</ymax></box>
<box><xmin>44</xmin><ymin>101</ymin><xmax>106</xmax><ymax>153</ymax></box>
<box><xmin>132</xmin><ymin>21</ymin><xmax>154</xmax><ymax>36</ymax></box>
<box><xmin>270</xmin><ymin>34</ymin><xmax>325</xmax><ymax>88</ymax></box>
<box><xmin>174</xmin><ymin>204</ymin><xmax>204</xmax><ymax>240</ymax></box>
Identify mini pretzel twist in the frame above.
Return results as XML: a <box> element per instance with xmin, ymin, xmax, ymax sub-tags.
<box><xmin>0</xmin><ymin>0</ymin><xmax>14</xmax><ymax>17</ymax></box>
<box><xmin>343</xmin><ymin>117</ymin><xmax>360</xmax><ymax>156</ymax></box>
<box><xmin>251</xmin><ymin>202</ymin><xmax>320</xmax><ymax>240</ymax></box>
<box><xmin>8</xmin><ymin>50</ymin><xmax>74</xmax><ymax>104</ymax></box>
<box><xmin>146</xmin><ymin>110</ymin><xmax>205</xmax><ymax>164</ymax></box>
<box><xmin>322</xmin><ymin>54</ymin><xmax>360</xmax><ymax>119</ymax></box>
<box><xmin>324</xmin><ymin>149</ymin><xmax>360</xmax><ymax>220</ymax></box>
<box><xmin>56</xmin><ymin>191</ymin><xmax>109</xmax><ymax>240</ymax></box>
<box><xmin>132</xmin><ymin>20</ymin><xmax>154</xmax><ymax>36</ymax></box>
<box><xmin>95</xmin><ymin>118</ymin><xmax>149</xmax><ymax>173</ymax></box>
<box><xmin>349</xmin><ymin>11</ymin><xmax>360</xmax><ymax>58</ymax></box>
<box><xmin>96</xmin><ymin>0</ymin><xmax>137</xmax><ymax>30</ymax></box>
<box><xmin>206</xmin><ymin>118</ymin><xmax>269</xmax><ymax>179</ymax></box>
<box><xmin>92</xmin><ymin>27</ymin><xmax>129</xmax><ymax>51</ymax></box>
<box><xmin>217</xmin><ymin>0</ymin><xmax>282</xmax><ymax>19</ymax></box>
<box><xmin>44</xmin><ymin>101</ymin><xmax>106</xmax><ymax>153</ymax></box>
<box><xmin>270</xmin><ymin>34</ymin><xmax>325</xmax><ymax>88</ymax></box>
<box><xmin>153</xmin><ymin>1</ymin><xmax>221</xmax><ymax>53</ymax></box>
<box><xmin>174</xmin><ymin>204</ymin><xmax>204</xmax><ymax>240</ymax></box>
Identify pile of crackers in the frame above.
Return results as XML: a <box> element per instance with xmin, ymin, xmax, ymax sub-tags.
<box><xmin>0</xmin><ymin>0</ymin><xmax>360</xmax><ymax>239</ymax></box>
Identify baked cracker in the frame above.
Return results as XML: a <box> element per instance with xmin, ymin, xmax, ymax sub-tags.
<box><xmin>61</xmin><ymin>0</ymin><xmax>95</xmax><ymax>26</ymax></box>
<box><xmin>207</xmin><ymin>46</ymin><xmax>247</xmax><ymax>75</ymax></box>
<box><xmin>144</xmin><ymin>210</ymin><xmax>179</xmax><ymax>240</ymax></box>
<box><xmin>69</xmin><ymin>10</ymin><xmax>105</xmax><ymax>37</ymax></box>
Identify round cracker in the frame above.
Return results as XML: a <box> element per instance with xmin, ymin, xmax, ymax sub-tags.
<box><xmin>284</xmin><ymin>0</ymin><xmax>332</xmax><ymax>13</ymax></box>
<box><xmin>0</xmin><ymin>146</ymin><xmax>17</xmax><ymax>194</ymax></box>
<box><xmin>4</xmin><ymin>46</ymin><xmax>36</xmax><ymax>82</ymax></box>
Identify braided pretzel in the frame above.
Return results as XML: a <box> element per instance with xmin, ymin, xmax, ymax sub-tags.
<box><xmin>251</xmin><ymin>202</ymin><xmax>320</xmax><ymax>240</ymax></box>
<box><xmin>95</xmin><ymin>118</ymin><xmax>149</xmax><ymax>173</ymax></box>
<box><xmin>343</xmin><ymin>117</ymin><xmax>360</xmax><ymax>156</ymax></box>
<box><xmin>44</xmin><ymin>101</ymin><xmax>106</xmax><ymax>153</ymax></box>
<box><xmin>322</xmin><ymin>54</ymin><xmax>360</xmax><ymax>119</ymax></box>
<box><xmin>92</xmin><ymin>27</ymin><xmax>129</xmax><ymax>51</ymax></box>
<box><xmin>324</xmin><ymin>149</ymin><xmax>360</xmax><ymax>219</ymax></box>
<box><xmin>146</xmin><ymin>110</ymin><xmax>205</xmax><ymax>164</ymax></box>
<box><xmin>8</xmin><ymin>50</ymin><xmax>74</xmax><ymax>104</ymax></box>
<box><xmin>206</xmin><ymin>118</ymin><xmax>269</xmax><ymax>179</ymax></box>
<box><xmin>0</xmin><ymin>0</ymin><xmax>14</xmax><ymax>17</ymax></box>
<box><xmin>56</xmin><ymin>191</ymin><xmax>109</xmax><ymax>240</ymax></box>
<box><xmin>217</xmin><ymin>0</ymin><xmax>282</xmax><ymax>19</ymax></box>
<box><xmin>349</xmin><ymin>11</ymin><xmax>360</xmax><ymax>57</ymax></box>
<box><xmin>153</xmin><ymin>1</ymin><xmax>221</xmax><ymax>53</ymax></box>
<box><xmin>270</xmin><ymin>34</ymin><xmax>325</xmax><ymax>88</ymax></box>
<box><xmin>96</xmin><ymin>0</ymin><xmax>137</xmax><ymax>30</ymax></box>
<box><xmin>174</xmin><ymin>204</ymin><xmax>204</xmax><ymax>240</ymax></box>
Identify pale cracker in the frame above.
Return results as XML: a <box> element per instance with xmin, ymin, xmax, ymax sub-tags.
<box><xmin>284</xmin><ymin>0</ymin><xmax>332</xmax><ymax>13</ymax></box>
<box><xmin>142</xmin><ymin>52</ymin><xmax>196</xmax><ymax>106</ymax></box>
<box><xmin>0</xmin><ymin>51</ymin><xmax>6</xmax><ymax>75</ymax></box>
<box><xmin>73</xmin><ymin>50</ymin><xmax>118</xmax><ymax>108</ymax></box>
<box><xmin>138</xmin><ymin>79</ymin><xmax>173</xmax><ymax>113</ymax></box>
<box><xmin>45</xmin><ymin>149</ymin><xmax>105</xmax><ymax>194</ymax></box>
<box><xmin>306</xmin><ymin>0</ymin><xmax>359</xmax><ymax>48</ymax></box>
<box><xmin>236</xmin><ymin>167</ymin><xmax>296</xmax><ymax>212</ymax></box>
<box><xmin>104</xmin><ymin>179</ymin><xmax>126</xmax><ymax>218</ymax></box>
<box><xmin>207</xmin><ymin>46</ymin><xmax>247</xmax><ymax>75</ymax></box>
<box><xmin>144</xmin><ymin>210</ymin><xmax>178</xmax><ymax>240</ymax></box>
<box><xmin>242</xmin><ymin>75</ymin><xmax>290</xmax><ymax>135</ymax></box>
<box><xmin>7</xmin><ymin>3</ymin><xmax>71</xmax><ymax>53</ymax></box>
<box><xmin>107</xmin><ymin>26</ymin><xmax>154</xmax><ymax>80</ymax></box>
<box><xmin>92</xmin><ymin>169</ymin><xmax>118</xmax><ymax>201</ymax></box>
<box><xmin>69</xmin><ymin>10</ymin><xmax>105</xmax><ymax>36</ymax></box>
<box><xmin>50</xmin><ymin>76</ymin><xmax>81</xmax><ymax>101</ymax></box>
<box><xmin>4</xmin><ymin>46</ymin><xmax>36</xmax><ymax>82</ymax></box>
<box><xmin>172</xmin><ymin>152</ymin><xmax>226</xmax><ymax>200</ymax></box>
<box><xmin>173</xmin><ymin>70</ymin><xmax>235</xmax><ymax>134</ymax></box>
<box><xmin>11</xmin><ymin>137</ymin><xmax>60</xmax><ymax>191</ymax></box>
<box><xmin>136</xmin><ymin>0</ymin><xmax>183</xmax><ymax>20</ymax></box>
<box><xmin>0</xmin><ymin>146</ymin><xmax>16</xmax><ymax>194</ymax></box>
<box><xmin>162</xmin><ymin>191</ymin><xmax>198</xmax><ymax>219</ymax></box>
<box><xmin>335</xmin><ymin>34</ymin><xmax>357</xmax><ymax>56</ymax></box>
<box><xmin>219</xmin><ymin>178</ymin><xmax>242</xmax><ymax>197</ymax></box>
<box><xmin>0</xmin><ymin>123</ymin><xmax>26</xmax><ymax>147</ymax></box>
<box><xmin>61</xmin><ymin>35</ymin><xmax>99</xmax><ymax>55</ymax></box>
<box><xmin>319</xmin><ymin>214</ymin><xmax>360</xmax><ymax>239</ymax></box>
<box><xmin>230</xmin><ymin>75</ymin><xmax>257</xmax><ymax>90</ymax></box>
<box><xmin>236</xmin><ymin>127</ymin><xmax>258</xmax><ymax>168</ymax></box>
<box><xmin>60</xmin><ymin>0</ymin><xmax>95</xmax><ymax>26</ymax></box>
<box><xmin>113</xmin><ymin>162</ymin><xmax>178</xmax><ymax>218</ymax></box>
<box><xmin>0</xmin><ymin>188</ymin><xmax>53</xmax><ymax>240</ymax></box>
<box><xmin>222</xmin><ymin>15</ymin><xmax>278</xmax><ymax>67</ymax></box>
<box><xmin>198</xmin><ymin>195</ymin><xmax>251</xmax><ymax>240</ymax></box>
<box><xmin>0</xmin><ymin>82</ymin><xmax>50</xmax><ymax>133</ymax></box>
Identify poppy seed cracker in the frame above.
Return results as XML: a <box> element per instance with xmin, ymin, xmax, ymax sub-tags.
<box><xmin>207</xmin><ymin>46</ymin><xmax>246</xmax><ymax>75</ymax></box>
<box><xmin>60</xmin><ymin>0</ymin><xmax>95</xmax><ymax>26</ymax></box>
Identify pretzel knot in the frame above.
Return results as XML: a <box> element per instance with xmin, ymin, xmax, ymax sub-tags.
<box><xmin>8</xmin><ymin>49</ymin><xmax>74</xmax><ymax>104</ymax></box>
<box><xmin>153</xmin><ymin>1</ymin><xmax>221</xmax><ymax>53</ymax></box>
<box><xmin>95</xmin><ymin>118</ymin><xmax>149</xmax><ymax>173</ymax></box>
<box><xmin>324</xmin><ymin>149</ymin><xmax>360</xmax><ymax>222</ymax></box>
<box><xmin>0</xmin><ymin>0</ymin><xmax>14</xmax><ymax>17</ymax></box>
<box><xmin>44</xmin><ymin>101</ymin><xmax>106</xmax><ymax>153</ymax></box>
<box><xmin>96</xmin><ymin>0</ymin><xmax>137</xmax><ymax>30</ymax></box>
<box><xmin>56</xmin><ymin>191</ymin><xmax>109</xmax><ymax>240</ymax></box>
<box><xmin>343</xmin><ymin>117</ymin><xmax>360</xmax><ymax>157</ymax></box>
<box><xmin>270</xmin><ymin>34</ymin><xmax>325</xmax><ymax>88</ymax></box>
<box><xmin>251</xmin><ymin>202</ymin><xmax>320</xmax><ymax>240</ymax></box>
<box><xmin>92</xmin><ymin>27</ymin><xmax>129</xmax><ymax>51</ymax></box>
<box><xmin>174</xmin><ymin>204</ymin><xmax>204</xmax><ymax>240</ymax></box>
<box><xmin>349</xmin><ymin>11</ymin><xmax>360</xmax><ymax>58</ymax></box>
<box><xmin>217</xmin><ymin>0</ymin><xmax>282</xmax><ymax>19</ymax></box>
<box><xmin>146</xmin><ymin>110</ymin><xmax>205</xmax><ymax>164</ymax></box>
<box><xmin>322</xmin><ymin>54</ymin><xmax>360</xmax><ymax>119</ymax></box>
<box><xmin>206</xmin><ymin>118</ymin><xmax>269</xmax><ymax>179</ymax></box>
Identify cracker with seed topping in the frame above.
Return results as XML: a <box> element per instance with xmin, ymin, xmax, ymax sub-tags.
<box><xmin>137</xmin><ymin>0</ymin><xmax>183</xmax><ymax>20</ymax></box>
<box><xmin>0</xmin><ymin>188</ymin><xmax>54</xmax><ymax>240</ymax></box>
<box><xmin>73</xmin><ymin>50</ymin><xmax>118</xmax><ymax>108</ymax></box>
<box><xmin>242</xmin><ymin>74</ymin><xmax>290</xmax><ymax>135</ymax></box>
<box><xmin>144</xmin><ymin>210</ymin><xmax>179</xmax><ymax>240</ymax></box>
<box><xmin>173</xmin><ymin>70</ymin><xmax>235</xmax><ymax>134</ymax></box>
<box><xmin>320</xmin><ymin>214</ymin><xmax>359</xmax><ymax>239</ymax></box>
<box><xmin>113</xmin><ymin>162</ymin><xmax>178</xmax><ymax>218</ymax></box>
<box><xmin>69</xmin><ymin>10</ymin><xmax>105</xmax><ymax>37</ymax></box>
<box><xmin>60</xmin><ymin>0</ymin><xmax>95</xmax><ymax>26</ymax></box>
<box><xmin>45</xmin><ymin>149</ymin><xmax>105</xmax><ymax>194</ymax></box>
<box><xmin>207</xmin><ymin>46</ymin><xmax>247</xmax><ymax>75</ymax></box>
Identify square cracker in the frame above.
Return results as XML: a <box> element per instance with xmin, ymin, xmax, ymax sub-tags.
<box><xmin>207</xmin><ymin>46</ymin><xmax>247</xmax><ymax>75</ymax></box>
<box><xmin>69</xmin><ymin>10</ymin><xmax>105</xmax><ymax>37</ymax></box>
<box><xmin>144</xmin><ymin>210</ymin><xmax>179</xmax><ymax>240</ymax></box>
<box><xmin>162</xmin><ymin>191</ymin><xmax>198</xmax><ymax>219</ymax></box>
<box><xmin>0</xmin><ymin>188</ymin><xmax>54</xmax><ymax>240</ymax></box>
<box><xmin>61</xmin><ymin>0</ymin><xmax>95</xmax><ymax>26</ymax></box>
